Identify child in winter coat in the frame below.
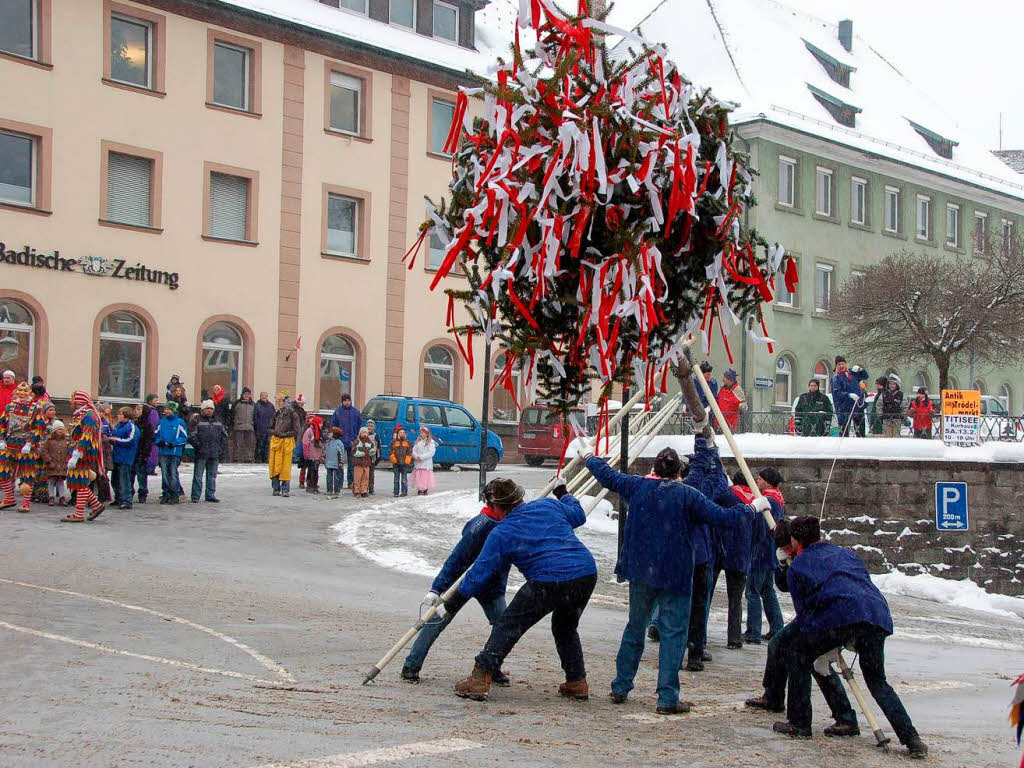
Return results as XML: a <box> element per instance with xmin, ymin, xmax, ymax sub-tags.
<box><xmin>880</xmin><ymin>376</ymin><xmax>904</xmax><ymax>438</ymax></box>
<box><xmin>351</xmin><ymin>427</ymin><xmax>376</xmax><ymax>497</ymax></box>
<box><xmin>42</xmin><ymin>420</ymin><xmax>69</xmax><ymax>506</ymax></box>
<box><xmin>389</xmin><ymin>426</ymin><xmax>413</xmax><ymax>497</ymax></box>
<box><xmin>109</xmin><ymin>406</ymin><xmax>140</xmax><ymax>509</ymax></box>
<box><xmin>907</xmin><ymin>388</ymin><xmax>937</xmax><ymax>439</ymax></box>
<box><xmin>324</xmin><ymin>427</ymin><xmax>347</xmax><ymax>497</ymax></box>
<box><xmin>366</xmin><ymin>420</ymin><xmax>383</xmax><ymax>495</ymax></box>
<box><xmin>301</xmin><ymin>415</ymin><xmax>325</xmax><ymax>493</ymax></box>
<box><xmin>411</xmin><ymin>427</ymin><xmax>437</xmax><ymax>496</ymax></box>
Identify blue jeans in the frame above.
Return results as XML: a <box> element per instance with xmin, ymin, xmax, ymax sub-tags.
<box><xmin>393</xmin><ymin>465</ymin><xmax>408</xmax><ymax>495</ymax></box>
<box><xmin>613</xmin><ymin>580</ymin><xmax>691</xmax><ymax>709</ymax></box>
<box><xmin>325</xmin><ymin>467</ymin><xmax>342</xmax><ymax>494</ymax></box>
<box><xmin>347</xmin><ymin>451</ymin><xmax>355</xmax><ymax>488</ymax></box>
<box><xmin>271</xmin><ymin>477</ymin><xmax>292</xmax><ymax>494</ymax></box>
<box><xmin>131</xmin><ymin>457</ymin><xmax>149</xmax><ymax>500</ymax></box>
<box><xmin>404</xmin><ymin>595</ymin><xmax>506</xmax><ymax>671</ymax></box>
<box><xmin>746</xmin><ymin>568</ymin><xmax>784</xmax><ymax>639</ymax></box>
<box><xmin>191</xmin><ymin>458</ymin><xmax>219</xmax><ymax>501</ymax></box>
<box><xmin>159</xmin><ymin>455</ymin><xmax>181</xmax><ymax>499</ymax></box>
<box><xmin>113</xmin><ymin>462</ymin><xmax>133</xmax><ymax>507</ymax></box>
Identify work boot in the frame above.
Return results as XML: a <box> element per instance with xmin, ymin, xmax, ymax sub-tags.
<box><xmin>400</xmin><ymin>666</ymin><xmax>420</xmax><ymax>684</ymax></box>
<box><xmin>492</xmin><ymin>669</ymin><xmax>511</xmax><ymax>687</ymax></box>
<box><xmin>609</xmin><ymin>692</ymin><xmax>627</xmax><ymax>704</ymax></box>
<box><xmin>685</xmin><ymin>658</ymin><xmax>704</xmax><ymax>672</ymax></box>
<box><xmin>905</xmin><ymin>734</ymin><xmax>928</xmax><ymax>759</ymax></box>
<box><xmin>773</xmin><ymin>721</ymin><xmax>812</xmax><ymax>739</ymax></box>
<box><xmin>727</xmin><ymin>641</ymin><xmax>743</xmax><ymax>650</ymax></box>
<box><xmin>558</xmin><ymin>677</ymin><xmax>589</xmax><ymax>701</ymax></box>
<box><xmin>824</xmin><ymin>722</ymin><xmax>860</xmax><ymax>737</ymax></box>
<box><xmin>701</xmin><ymin>650</ymin><xmax>713</xmax><ymax>662</ymax></box>
<box><xmin>656</xmin><ymin>701</ymin><xmax>693</xmax><ymax>715</ymax></box>
<box><xmin>742</xmin><ymin>634</ymin><xmax>762</xmax><ymax>645</ymax></box>
<box><xmin>647</xmin><ymin>624</ymin><xmax>660</xmax><ymax>642</ymax></box>
<box><xmin>744</xmin><ymin>696</ymin><xmax>783</xmax><ymax>713</ymax></box>
<box><xmin>454</xmin><ymin>663</ymin><xmax>491</xmax><ymax>701</ymax></box>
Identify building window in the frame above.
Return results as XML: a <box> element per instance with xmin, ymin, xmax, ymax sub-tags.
<box><xmin>389</xmin><ymin>0</ymin><xmax>415</xmax><ymax>28</ymax></box>
<box><xmin>212</xmin><ymin>41</ymin><xmax>250</xmax><ymax>111</ymax></box>
<box><xmin>0</xmin><ymin>299</ymin><xmax>34</xmax><ymax>380</ymax></box>
<box><xmin>883</xmin><ymin>186</ymin><xmax>900</xmax><ymax>233</ymax></box>
<box><xmin>423</xmin><ymin>345</ymin><xmax>455</xmax><ymax>401</ymax></box>
<box><xmin>0</xmin><ymin>129</ymin><xmax>34</xmax><ymax>206</ymax></box>
<box><xmin>430</xmin><ymin>97</ymin><xmax>456</xmax><ymax>155</ymax></box>
<box><xmin>849</xmin><ymin>269</ymin><xmax>865</xmax><ymax>306</ymax></box>
<box><xmin>913</xmin><ymin>371</ymin><xmax>930</xmax><ymax>393</ymax></box>
<box><xmin>947</xmin><ymin>375</ymin><xmax>959</xmax><ymax>390</ymax></box>
<box><xmin>0</xmin><ymin>0</ymin><xmax>35</xmax><ymax>59</ymax></box>
<box><xmin>428</xmin><ymin>228</ymin><xmax>445</xmax><ymax>269</ymax></box>
<box><xmin>340</xmin><ymin>0</ymin><xmax>367</xmax><ymax>11</ymax></box>
<box><xmin>998</xmin><ymin>383</ymin><xmax>1013</xmax><ymax>414</ymax></box>
<box><xmin>433</xmin><ymin>0</ymin><xmax>459</xmax><ymax>43</ymax></box>
<box><xmin>775</xmin><ymin>256</ymin><xmax>797</xmax><ymax>307</ymax></box>
<box><xmin>850</xmin><ymin>176</ymin><xmax>866</xmax><ymax>225</ymax></box>
<box><xmin>208</xmin><ymin>171</ymin><xmax>251</xmax><ymax>241</ymax></box>
<box><xmin>110</xmin><ymin>13</ymin><xmax>152</xmax><ymax>88</ymax></box>
<box><xmin>326</xmin><ymin>193</ymin><xmax>359</xmax><ymax>257</ymax></box>
<box><xmin>202</xmin><ymin>322</ymin><xmax>243</xmax><ymax>400</ymax></box>
<box><xmin>974</xmin><ymin>212</ymin><xmax>988</xmax><ymax>254</ymax></box>
<box><xmin>329</xmin><ymin>71</ymin><xmax>362</xmax><ymax>135</ymax></box>
<box><xmin>774</xmin><ymin>355</ymin><xmax>793</xmax><ymax>406</ymax></box>
<box><xmin>491</xmin><ymin>351</ymin><xmax>521</xmax><ymax>423</ymax></box>
<box><xmin>1002</xmin><ymin>218</ymin><xmax>1015</xmax><ymax>257</ymax></box>
<box><xmin>814</xmin><ymin>263</ymin><xmax>832</xmax><ymax>313</ymax></box>
<box><xmin>814</xmin><ymin>167</ymin><xmax>832</xmax><ymax>217</ymax></box>
<box><xmin>777</xmin><ymin>156</ymin><xmax>795</xmax><ymax>207</ymax></box>
<box><xmin>916</xmin><ymin>195</ymin><xmax>931</xmax><ymax>240</ymax></box>
<box><xmin>98</xmin><ymin>311</ymin><xmax>146</xmax><ymax>402</ymax></box>
<box><xmin>106</xmin><ymin>151</ymin><xmax>154</xmax><ymax>228</ymax></box>
<box><xmin>946</xmin><ymin>203</ymin><xmax>960</xmax><ymax>247</ymax></box>
<box><xmin>319</xmin><ymin>334</ymin><xmax>356</xmax><ymax>411</ymax></box>
<box><xmin>813</xmin><ymin>359</ymin><xmax>831</xmax><ymax>393</ymax></box>
<box><xmin>807</xmin><ymin>84</ymin><xmax>860</xmax><ymax>128</ymax></box>
<box><xmin>973</xmin><ymin>379</ymin><xmax>985</xmax><ymax>395</ymax></box>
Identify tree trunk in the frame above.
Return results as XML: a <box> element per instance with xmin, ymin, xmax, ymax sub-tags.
<box><xmin>933</xmin><ymin>353</ymin><xmax>951</xmax><ymax>394</ymax></box>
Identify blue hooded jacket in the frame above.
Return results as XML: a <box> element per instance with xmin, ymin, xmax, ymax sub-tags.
<box><xmin>458</xmin><ymin>495</ymin><xmax>596</xmax><ymax>598</ymax></box>
<box><xmin>750</xmin><ymin>496</ymin><xmax>785</xmax><ymax>572</ymax></box>
<box><xmin>587</xmin><ymin>453</ymin><xmax>753</xmax><ymax>595</ymax></box>
<box><xmin>432</xmin><ymin>510</ymin><xmax>509</xmax><ymax>602</ymax></box>
<box><xmin>330</xmin><ymin>404</ymin><xmax>362</xmax><ymax>446</ymax></box>
<box><xmin>156</xmin><ymin>415</ymin><xmax>188</xmax><ymax>457</ymax></box>
<box><xmin>683</xmin><ymin>437</ymin><xmax>728</xmax><ymax>567</ymax></box>
<box><xmin>109</xmin><ymin>420</ymin><xmax>139</xmax><ymax>465</ymax></box>
<box><xmin>831</xmin><ymin>367</ymin><xmax>869</xmax><ymax>417</ymax></box>
<box><xmin>788</xmin><ymin>541</ymin><xmax>893</xmax><ymax>635</ymax></box>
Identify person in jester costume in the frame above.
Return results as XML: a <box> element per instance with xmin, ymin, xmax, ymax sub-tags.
<box><xmin>62</xmin><ymin>390</ymin><xmax>106</xmax><ymax>523</ymax></box>
<box><xmin>0</xmin><ymin>381</ymin><xmax>47</xmax><ymax>512</ymax></box>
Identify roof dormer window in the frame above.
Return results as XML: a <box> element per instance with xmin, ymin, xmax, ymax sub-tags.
<box><xmin>907</xmin><ymin>120</ymin><xmax>958</xmax><ymax>160</ymax></box>
<box><xmin>803</xmin><ymin>40</ymin><xmax>855</xmax><ymax>88</ymax></box>
<box><xmin>807</xmin><ymin>84</ymin><xmax>861</xmax><ymax>128</ymax></box>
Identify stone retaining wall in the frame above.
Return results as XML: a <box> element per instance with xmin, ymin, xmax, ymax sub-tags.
<box><xmin>604</xmin><ymin>456</ymin><xmax>1024</xmax><ymax>596</ymax></box>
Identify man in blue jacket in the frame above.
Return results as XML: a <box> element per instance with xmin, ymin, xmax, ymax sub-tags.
<box><xmin>776</xmin><ymin>516</ymin><xmax>928</xmax><ymax>759</ymax></box>
<box><xmin>156</xmin><ymin>403</ymin><xmax>188</xmax><ymax>505</ymax></box>
<box><xmin>438</xmin><ymin>478</ymin><xmax>597</xmax><ymax>702</ymax></box>
<box><xmin>586</xmin><ymin>446</ymin><xmax>768</xmax><ymax>714</ymax></box>
<box><xmin>831</xmin><ymin>356</ymin><xmax>868</xmax><ymax>437</ymax></box>
<box><xmin>743</xmin><ymin>467</ymin><xmax>786</xmax><ymax>645</ymax></box>
<box><xmin>401</xmin><ymin>480</ymin><xmax>512</xmax><ymax>684</ymax></box>
<box><xmin>330</xmin><ymin>394</ymin><xmax>362</xmax><ymax>488</ymax></box>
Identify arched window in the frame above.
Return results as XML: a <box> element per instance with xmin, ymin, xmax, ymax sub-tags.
<box><xmin>947</xmin><ymin>375</ymin><xmax>959</xmax><ymax>391</ymax></box>
<box><xmin>319</xmin><ymin>334</ymin><xmax>357</xmax><ymax>411</ymax></box>
<box><xmin>98</xmin><ymin>311</ymin><xmax>146</xmax><ymax>402</ymax></box>
<box><xmin>0</xmin><ymin>299</ymin><xmax>34</xmax><ymax>380</ymax></box>
<box><xmin>973</xmin><ymin>379</ymin><xmax>986</xmax><ymax>395</ymax></box>
<box><xmin>491</xmin><ymin>351</ymin><xmax>521</xmax><ymax>423</ymax></box>
<box><xmin>774</xmin><ymin>355</ymin><xmax>794</xmax><ymax>406</ymax></box>
<box><xmin>998</xmin><ymin>383</ymin><xmax>1013</xmax><ymax>414</ymax></box>
<box><xmin>913</xmin><ymin>370</ymin><xmax>930</xmax><ymax>393</ymax></box>
<box><xmin>423</xmin><ymin>345</ymin><xmax>455</xmax><ymax>401</ymax></box>
<box><xmin>202</xmin><ymin>322</ymin><xmax>243</xmax><ymax>399</ymax></box>
<box><xmin>812</xmin><ymin>359</ymin><xmax>831</xmax><ymax>392</ymax></box>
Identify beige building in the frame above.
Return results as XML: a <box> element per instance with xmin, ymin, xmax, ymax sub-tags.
<box><xmin>0</xmin><ymin>0</ymin><xmax>525</xmax><ymax>427</ymax></box>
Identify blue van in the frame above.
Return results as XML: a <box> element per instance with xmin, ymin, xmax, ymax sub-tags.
<box><xmin>361</xmin><ymin>395</ymin><xmax>504</xmax><ymax>471</ymax></box>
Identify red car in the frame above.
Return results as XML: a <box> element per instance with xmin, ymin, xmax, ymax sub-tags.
<box><xmin>517</xmin><ymin>405</ymin><xmax>585</xmax><ymax>466</ymax></box>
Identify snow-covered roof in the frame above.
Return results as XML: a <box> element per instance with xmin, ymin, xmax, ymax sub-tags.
<box><xmin>613</xmin><ymin>0</ymin><xmax>1024</xmax><ymax>202</ymax></box>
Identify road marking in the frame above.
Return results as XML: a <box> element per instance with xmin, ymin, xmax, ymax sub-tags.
<box><xmin>242</xmin><ymin>738</ymin><xmax>481</xmax><ymax>768</ymax></box>
<box><xmin>0</xmin><ymin>577</ymin><xmax>294</xmax><ymax>683</ymax></box>
<box><xmin>0</xmin><ymin>620</ymin><xmax>284</xmax><ymax>685</ymax></box>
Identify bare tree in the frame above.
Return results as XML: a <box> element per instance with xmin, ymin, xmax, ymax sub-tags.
<box><xmin>830</xmin><ymin>236</ymin><xmax>1024</xmax><ymax>392</ymax></box>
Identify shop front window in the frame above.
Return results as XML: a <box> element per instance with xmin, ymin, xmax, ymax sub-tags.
<box><xmin>0</xmin><ymin>299</ymin><xmax>34</xmax><ymax>380</ymax></box>
<box><xmin>201</xmin><ymin>322</ymin><xmax>243</xmax><ymax>400</ymax></box>
<box><xmin>99</xmin><ymin>311</ymin><xmax>145</xmax><ymax>402</ymax></box>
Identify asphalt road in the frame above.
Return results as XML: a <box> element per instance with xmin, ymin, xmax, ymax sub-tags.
<box><xmin>1</xmin><ymin>463</ymin><xmax>1020</xmax><ymax>768</ymax></box>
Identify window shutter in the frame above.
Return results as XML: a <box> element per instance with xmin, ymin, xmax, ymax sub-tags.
<box><xmin>209</xmin><ymin>172</ymin><xmax>249</xmax><ymax>240</ymax></box>
<box><xmin>107</xmin><ymin>152</ymin><xmax>152</xmax><ymax>227</ymax></box>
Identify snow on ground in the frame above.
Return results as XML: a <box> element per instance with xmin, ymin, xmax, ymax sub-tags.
<box><xmin>573</xmin><ymin>434</ymin><xmax>1024</xmax><ymax>463</ymax></box>
<box><xmin>872</xmin><ymin>572</ymin><xmax>1024</xmax><ymax>622</ymax></box>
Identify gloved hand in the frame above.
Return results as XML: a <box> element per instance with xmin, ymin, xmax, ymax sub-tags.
<box><xmin>422</xmin><ymin>591</ymin><xmax>440</xmax><ymax>607</ymax></box>
<box><xmin>691</xmin><ymin>412</ymin><xmax>709</xmax><ymax>434</ymax></box>
<box><xmin>579</xmin><ymin>444</ymin><xmax>595</xmax><ymax>461</ymax></box>
<box><xmin>776</xmin><ymin>547</ymin><xmax>791</xmax><ymax>566</ymax></box>
<box><xmin>848</xmin><ymin>392</ymin><xmax>860</xmax><ymax>401</ymax></box>
<box><xmin>704</xmin><ymin>430</ymin><xmax>716</xmax><ymax>449</ymax></box>
<box><xmin>0</xmin><ymin>440</ymin><xmax>6</xmax><ymax>452</ymax></box>
<box><xmin>552</xmin><ymin>476</ymin><xmax>568</xmax><ymax>499</ymax></box>
<box><xmin>21</xmin><ymin>442</ymin><xmax>33</xmax><ymax>455</ymax></box>
<box><xmin>850</xmin><ymin>365</ymin><xmax>863</xmax><ymax>373</ymax></box>
<box><xmin>433</xmin><ymin>603</ymin><xmax>449</xmax><ymax>622</ymax></box>
<box><xmin>67</xmin><ymin>450</ymin><xmax>82</xmax><ymax>470</ymax></box>
<box><xmin>751</xmin><ymin>496</ymin><xmax>772</xmax><ymax>514</ymax></box>
<box><xmin>813</xmin><ymin>648</ymin><xmax>841</xmax><ymax>677</ymax></box>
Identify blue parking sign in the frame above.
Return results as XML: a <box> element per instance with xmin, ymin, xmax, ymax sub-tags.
<box><xmin>935</xmin><ymin>482</ymin><xmax>969</xmax><ymax>531</ymax></box>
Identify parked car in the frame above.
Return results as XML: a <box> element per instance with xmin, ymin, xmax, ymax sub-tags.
<box><xmin>518</xmin><ymin>404</ymin><xmax>586</xmax><ymax>466</ymax></box>
<box><xmin>361</xmin><ymin>396</ymin><xmax>503</xmax><ymax>471</ymax></box>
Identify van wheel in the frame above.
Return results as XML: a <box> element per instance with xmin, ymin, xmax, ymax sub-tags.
<box><xmin>523</xmin><ymin>455</ymin><xmax>545</xmax><ymax>467</ymax></box>
<box><xmin>439</xmin><ymin>463</ymin><xmax>453</xmax><ymax>471</ymax></box>
<box><xmin>482</xmin><ymin>448</ymin><xmax>500</xmax><ymax>472</ymax></box>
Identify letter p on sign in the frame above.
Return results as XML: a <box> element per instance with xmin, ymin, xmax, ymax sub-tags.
<box><xmin>935</xmin><ymin>482</ymin><xmax>969</xmax><ymax>531</ymax></box>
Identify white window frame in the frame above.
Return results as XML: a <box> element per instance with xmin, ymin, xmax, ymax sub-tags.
<box><xmin>0</xmin><ymin>300</ymin><xmax>35</xmax><ymax>380</ymax></box>
<box><xmin>1</xmin><ymin>0</ymin><xmax>38</xmax><ymax>60</ymax></box>
<box><xmin>339</xmin><ymin>0</ymin><xmax>368</xmax><ymax>13</ymax></box>
<box><xmin>326</xmin><ymin>193</ymin><xmax>359</xmax><ymax>258</ymax></box>
<box><xmin>320</xmin><ymin>336</ymin><xmax>357</xmax><ymax>408</ymax></box>
<box><xmin>490</xmin><ymin>351</ymin><xmax>522</xmax><ymax>423</ymax></box>
<box><xmin>0</xmin><ymin>128</ymin><xmax>36</xmax><ymax>207</ymax></box>
<box><xmin>98</xmin><ymin>316</ymin><xmax>146</xmax><ymax>404</ymax></box>
<box><xmin>202</xmin><ymin>326</ymin><xmax>244</xmax><ymax>400</ymax></box>
<box><xmin>430</xmin><ymin>96</ymin><xmax>456</xmax><ymax>156</ymax></box>
<box><xmin>814</xmin><ymin>166</ymin><xmax>833</xmax><ymax>217</ymax></box>
<box><xmin>850</xmin><ymin>176</ymin><xmax>866</xmax><ymax>225</ymax></box>
<box><xmin>778</xmin><ymin>156</ymin><xmax>795</xmax><ymax>207</ymax></box>
<box><xmin>432</xmin><ymin>0</ymin><xmax>459</xmax><ymax>44</ymax></box>
<box><xmin>812</xmin><ymin>359</ymin><xmax>831</xmax><ymax>393</ymax></box>
<box><xmin>775</xmin><ymin>258</ymin><xmax>796</xmax><ymax>308</ymax></box>
<box><xmin>212</xmin><ymin>40</ymin><xmax>250</xmax><ymax>112</ymax></box>
<box><xmin>998</xmin><ymin>384</ymin><xmax>1012</xmax><ymax>413</ymax></box>
<box><xmin>946</xmin><ymin>203</ymin><xmax>960</xmax><ymax>247</ymax></box>
<box><xmin>883</xmin><ymin>186</ymin><xmax>900</xmax><ymax>233</ymax></box>
<box><xmin>424</xmin><ymin>346</ymin><xmax>455</xmax><ymax>401</ymax></box>
<box><xmin>774</xmin><ymin>356</ymin><xmax>793</xmax><ymax>406</ymax></box>
<box><xmin>329</xmin><ymin>71</ymin><xmax>362</xmax><ymax>136</ymax></box>
<box><xmin>814</xmin><ymin>262</ymin><xmax>833</xmax><ymax>313</ymax></box>
<box><xmin>974</xmin><ymin>211</ymin><xmax>988</xmax><ymax>254</ymax></box>
<box><xmin>389</xmin><ymin>0</ymin><xmax>417</xmax><ymax>29</ymax></box>
<box><xmin>850</xmin><ymin>269</ymin><xmax>866</xmax><ymax>307</ymax></box>
<box><xmin>110</xmin><ymin>13</ymin><xmax>154</xmax><ymax>89</ymax></box>
<box><xmin>916</xmin><ymin>194</ymin><xmax>931</xmax><ymax>241</ymax></box>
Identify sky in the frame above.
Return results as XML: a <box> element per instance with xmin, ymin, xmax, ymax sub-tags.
<box><xmin>613</xmin><ymin>0</ymin><xmax>1024</xmax><ymax>151</ymax></box>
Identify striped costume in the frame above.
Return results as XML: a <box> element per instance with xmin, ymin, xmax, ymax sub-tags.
<box><xmin>0</xmin><ymin>385</ymin><xmax>46</xmax><ymax>511</ymax></box>
<box><xmin>67</xmin><ymin>410</ymin><xmax>103</xmax><ymax>492</ymax></box>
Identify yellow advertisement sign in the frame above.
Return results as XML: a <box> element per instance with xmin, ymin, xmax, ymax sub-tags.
<box><xmin>941</xmin><ymin>389</ymin><xmax>981</xmax><ymax>446</ymax></box>
<box><xmin>941</xmin><ymin>389</ymin><xmax>981</xmax><ymax>416</ymax></box>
